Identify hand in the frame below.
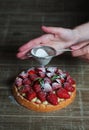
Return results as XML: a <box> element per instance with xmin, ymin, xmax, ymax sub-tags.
<box><xmin>71</xmin><ymin>41</ymin><xmax>89</xmax><ymax>60</ymax></box>
<box><xmin>17</xmin><ymin>26</ymin><xmax>78</xmax><ymax>59</ymax></box>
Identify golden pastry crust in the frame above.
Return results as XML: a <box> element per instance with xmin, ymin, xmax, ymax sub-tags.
<box><xmin>12</xmin><ymin>84</ymin><xmax>76</xmax><ymax>112</ymax></box>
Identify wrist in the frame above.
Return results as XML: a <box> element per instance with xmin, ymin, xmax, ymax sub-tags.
<box><xmin>72</xmin><ymin>28</ymin><xmax>81</xmax><ymax>44</ymax></box>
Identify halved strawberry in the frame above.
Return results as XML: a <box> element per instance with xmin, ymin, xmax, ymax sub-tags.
<box><xmin>46</xmin><ymin>72</ymin><xmax>54</xmax><ymax>78</ymax></box>
<box><xmin>56</xmin><ymin>88</ymin><xmax>70</xmax><ymax>99</ymax></box>
<box><xmin>26</xmin><ymin>89</ymin><xmax>36</xmax><ymax>101</ymax></box>
<box><xmin>28</xmin><ymin>69</ymin><xmax>36</xmax><ymax>75</ymax></box>
<box><xmin>67</xmin><ymin>76</ymin><xmax>75</xmax><ymax>84</ymax></box>
<box><xmin>44</xmin><ymin>77</ymin><xmax>52</xmax><ymax>84</ymax></box>
<box><xmin>35</xmin><ymin>67</ymin><xmax>46</xmax><ymax>73</ymax></box>
<box><xmin>52</xmin><ymin>82</ymin><xmax>62</xmax><ymax>90</ymax></box>
<box><xmin>46</xmin><ymin>92</ymin><xmax>58</xmax><ymax>105</ymax></box>
<box><xmin>43</xmin><ymin>82</ymin><xmax>52</xmax><ymax>92</ymax></box>
<box><xmin>64</xmin><ymin>82</ymin><xmax>75</xmax><ymax>92</ymax></box>
<box><xmin>28</xmin><ymin>74</ymin><xmax>38</xmax><ymax>81</ymax></box>
<box><xmin>37</xmin><ymin>91</ymin><xmax>46</xmax><ymax>102</ymax></box>
<box><xmin>33</xmin><ymin>83</ymin><xmax>41</xmax><ymax>93</ymax></box>
<box><xmin>19</xmin><ymin>71</ymin><xmax>28</xmax><ymax>79</ymax></box>
<box><xmin>38</xmin><ymin>71</ymin><xmax>45</xmax><ymax>78</ymax></box>
<box><xmin>15</xmin><ymin>77</ymin><xmax>23</xmax><ymax>87</ymax></box>
<box><xmin>20</xmin><ymin>85</ymin><xmax>31</xmax><ymax>93</ymax></box>
<box><xmin>46</xmin><ymin>67</ymin><xmax>57</xmax><ymax>73</ymax></box>
<box><xmin>22</xmin><ymin>78</ymin><xmax>31</xmax><ymax>85</ymax></box>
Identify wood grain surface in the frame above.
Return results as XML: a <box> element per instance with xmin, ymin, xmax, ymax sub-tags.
<box><xmin>0</xmin><ymin>0</ymin><xmax>89</xmax><ymax>130</ymax></box>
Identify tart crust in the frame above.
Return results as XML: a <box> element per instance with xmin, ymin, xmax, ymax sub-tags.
<box><xmin>12</xmin><ymin>84</ymin><xmax>76</xmax><ymax>112</ymax></box>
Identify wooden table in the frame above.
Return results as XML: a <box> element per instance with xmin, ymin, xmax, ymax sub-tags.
<box><xmin>0</xmin><ymin>0</ymin><xmax>89</xmax><ymax>129</ymax></box>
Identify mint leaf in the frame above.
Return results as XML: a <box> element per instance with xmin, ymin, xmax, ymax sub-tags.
<box><xmin>51</xmin><ymin>74</ymin><xmax>60</xmax><ymax>81</ymax></box>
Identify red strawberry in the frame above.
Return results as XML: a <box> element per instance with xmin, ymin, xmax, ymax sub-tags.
<box><xmin>38</xmin><ymin>71</ymin><xmax>45</xmax><ymax>78</ymax></box>
<box><xmin>28</xmin><ymin>69</ymin><xmax>36</xmax><ymax>75</ymax></box>
<box><xmin>35</xmin><ymin>67</ymin><xmax>46</xmax><ymax>73</ymax></box>
<box><xmin>20</xmin><ymin>85</ymin><xmax>31</xmax><ymax>93</ymax></box>
<box><xmin>47</xmin><ymin>93</ymin><xmax>58</xmax><ymax>105</ymax></box>
<box><xmin>22</xmin><ymin>78</ymin><xmax>31</xmax><ymax>85</ymax></box>
<box><xmin>60</xmin><ymin>78</ymin><xmax>65</xmax><ymax>83</ymax></box>
<box><xmin>37</xmin><ymin>91</ymin><xmax>46</xmax><ymax>102</ymax></box>
<box><xmin>67</xmin><ymin>76</ymin><xmax>75</xmax><ymax>84</ymax></box>
<box><xmin>29</xmin><ymin>74</ymin><xmax>38</xmax><ymax>81</ymax></box>
<box><xmin>56</xmin><ymin>88</ymin><xmax>70</xmax><ymax>99</ymax></box>
<box><xmin>15</xmin><ymin>77</ymin><xmax>23</xmax><ymax>87</ymax></box>
<box><xmin>19</xmin><ymin>71</ymin><xmax>28</xmax><ymax>79</ymax></box>
<box><xmin>26</xmin><ymin>89</ymin><xmax>36</xmax><ymax>101</ymax></box>
<box><xmin>33</xmin><ymin>83</ymin><xmax>41</xmax><ymax>93</ymax></box>
<box><xmin>44</xmin><ymin>77</ymin><xmax>51</xmax><ymax>84</ymax></box>
<box><xmin>64</xmin><ymin>82</ymin><xmax>75</xmax><ymax>92</ymax></box>
<box><xmin>52</xmin><ymin>82</ymin><xmax>62</xmax><ymax>90</ymax></box>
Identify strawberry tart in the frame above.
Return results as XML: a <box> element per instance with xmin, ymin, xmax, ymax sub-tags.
<box><xmin>13</xmin><ymin>67</ymin><xmax>76</xmax><ymax>112</ymax></box>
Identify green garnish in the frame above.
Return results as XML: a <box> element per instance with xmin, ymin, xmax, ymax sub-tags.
<box><xmin>35</xmin><ymin>77</ymin><xmax>44</xmax><ymax>86</ymax></box>
<box><xmin>51</xmin><ymin>74</ymin><xmax>60</xmax><ymax>81</ymax></box>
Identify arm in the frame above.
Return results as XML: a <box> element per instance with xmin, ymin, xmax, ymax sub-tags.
<box><xmin>73</xmin><ymin>22</ymin><xmax>89</xmax><ymax>43</ymax></box>
<box><xmin>17</xmin><ymin>22</ymin><xmax>89</xmax><ymax>61</ymax></box>
<box><xmin>71</xmin><ymin>22</ymin><xmax>89</xmax><ymax>59</ymax></box>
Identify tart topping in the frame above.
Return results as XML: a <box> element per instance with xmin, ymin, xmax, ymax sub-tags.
<box><xmin>15</xmin><ymin>67</ymin><xmax>75</xmax><ymax>105</ymax></box>
<box><xmin>33</xmin><ymin>82</ymin><xmax>42</xmax><ymax>93</ymax></box>
<box><xmin>15</xmin><ymin>77</ymin><xmax>23</xmax><ymax>87</ymax></box>
<box><xmin>46</xmin><ymin>92</ymin><xmax>58</xmax><ymax>105</ymax></box>
<box><xmin>37</xmin><ymin>91</ymin><xmax>46</xmax><ymax>102</ymax></box>
<box><xmin>56</xmin><ymin>88</ymin><xmax>70</xmax><ymax>99</ymax></box>
<box><xmin>26</xmin><ymin>89</ymin><xmax>36</xmax><ymax>101</ymax></box>
<box><xmin>43</xmin><ymin>82</ymin><xmax>52</xmax><ymax>92</ymax></box>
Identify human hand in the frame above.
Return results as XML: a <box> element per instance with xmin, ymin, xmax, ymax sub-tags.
<box><xmin>17</xmin><ymin>26</ymin><xmax>78</xmax><ymax>59</ymax></box>
<box><xmin>71</xmin><ymin>41</ymin><xmax>89</xmax><ymax>60</ymax></box>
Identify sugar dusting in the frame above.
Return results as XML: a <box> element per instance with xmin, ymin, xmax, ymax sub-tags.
<box><xmin>35</xmin><ymin>48</ymin><xmax>48</xmax><ymax>57</ymax></box>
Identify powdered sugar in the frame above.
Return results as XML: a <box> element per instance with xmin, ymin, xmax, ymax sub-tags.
<box><xmin>35</xmin><ymin>48</ymin><xmax>48</xmax><ymax>57</ymax></box>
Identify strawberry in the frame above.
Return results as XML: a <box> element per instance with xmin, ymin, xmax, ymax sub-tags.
<box><xmin>19</xmin><ymin>71</ymin><xmax>28</xmax><ymax>79</ymax></box>
<box><xmin>47</xmin><ymin>93</ymin><xmax>58</xmax><ymax>105</ymax></box>
<box><xmin>38</xmin><ymin>71</ymin><xmax>45</xmax><ymax>78</ymax></box>
<box><xmin>29</xmin><ymin>74</ymin><xmax>38</xmax><ymax>81</ymax></box>
<box><xmin>26</xmin><ymin>89</ymin><xmax>36</xmax><ymax>101</ymax></box>
<box><xmin>52</xmin><ymin>82</ymin><xmax>62</xmax><ymax>90</ymax></box>
<box><xmin>20</xmin><ymin>85</ymin><xmax>31</xmax><ymax>93</ymax></box>
<box><xmin>44</xmin><ymin>77</ymin><xmax>51</xmax><ymax>84</ymax></box>
<box><xmin>60</xmin><ymin>78</ymin><xmax>65</xmax><ymax>83</ymax></box>
<box><xmin>64</xmin><ymin>82</ymin><xmax>75</xmax><ymax>92</ymax></box>
<box><xmin>56</xmin><ymin>88</ymin><xmax>70</xmax><ymax>99</ymax></box>
<box><xmin>15</xmin><ymin>77</ymin><xmax>23</xmax><ymax>87</ymax></box>
<box><xmin>28</xmin><ymin>69</ymin><xmax>36</xmax><ymax>75</ymax></box>
<box><xmin>22</xmin><ymin>78</ymin><xmax>31</xmax><ymax>85</ymax></box>
<box><xmin>37</xmin><ymin>91</ymin><xmax>46</xmax><ymax>102</ymax></box>
<box><xmin>33</xmin><ymin>83</ymin><xmax>41</xmax><ymax>93</ymax></box>
<box><xmin>43</xmin><ymin>82</ymin><xmax>52</xmax><ymax>92</ymax></box>
<box><xmin>35</xmin><ymin>67</ymin><xmax>46</xmax><ymax>73</ymax></box>
<box><xmin>46</xmin><ymin>72</ymin><xmax>54</xmax><ymax>78</ymax></box>
<box><xmin>67</xmin><ymin>76</ymin><xmax>75</xmax><ymax>84</ymax></box>
<box><xmin>46</xmin><ymin>67</ymin><xmax>57</xmax><ymax>75</ymax></box>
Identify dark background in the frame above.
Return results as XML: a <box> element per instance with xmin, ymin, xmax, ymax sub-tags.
<box><xmin>0</xmin><ymin>1</ymin><xmax>89</xmax><ymax>130</ymax></box>
<box><xmin>0</xmin><ymin>0</ymin><xmax>89</xmax><ymax>56</ymax></box>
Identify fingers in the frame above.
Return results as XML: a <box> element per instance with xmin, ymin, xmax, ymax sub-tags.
<box><xmin>72</xmin><ymin>45</ymin><xmax>89</xmax><ymax>57</ymax></box>
<box><xmin>42</xmin><ymin>26</ymin><xmax>62</xmax><ymax>34</ymax></box>
<box><xmin>16</xmin><ymin>48</ymin><xmax>31</xmax><ymax>59</ymax></box>
<box><xmin>18</xmin><ymin>34</ymin><xmax>54</xmax><ymax>52</ymax></box>
<box><xmin>71</xmin><ymin>41</ymin><xmax>89</xmax><ymax>50</ymax></box>
<box><xmin>17</xmin><ymin>34</ymin><xmax>54</xmax><ymax>59</ymax></box>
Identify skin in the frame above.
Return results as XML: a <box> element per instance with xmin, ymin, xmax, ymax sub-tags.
<box><xmin>17</xmin><ymin>22</ymin><xmax>89</xmax><ymax>61</ymax></box>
